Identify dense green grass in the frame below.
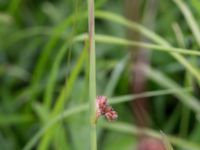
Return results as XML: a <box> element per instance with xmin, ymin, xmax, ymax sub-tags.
<box><xmin>1</xmin><ymin>0</ymin><xmax>200</xmax><ymax>150</ymax></box>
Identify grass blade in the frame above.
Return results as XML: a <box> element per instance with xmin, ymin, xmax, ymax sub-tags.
<box><xmin>100</xmin><ymin>122</ymin><xmax>200</xmax><ymax>150</ymax></box>
<box><xmin>23</xmin><ymin>88</ymin><xmax>192</xmax><ymax>150</ymax></box>
<box><xmin>75</xmin><ymin>34</ymin><xmax>200</xmax><ymax>56</ymax></box>
<box><xmin>173</xmin><ymin>0</ymin><xmax>200</xmax><ymax>46</ymax></box>
<box><xmin>104</xmin><ymin>55</ymin><xmax>129</xmax><ymax>97</ymax></box>
<box><xmin>38</xmin><ymin>45</ymin><xmax>87</xmax><ymax>149</ymax></box>
<box><xmin>143</xmin><ymin>65</ymin><xmax>200</xmax><ymax>114</ymax></box>
<box><xmin>95</xmin><ymin>11</ymin><xmax>200</xmax><ymax>85</ymax></box>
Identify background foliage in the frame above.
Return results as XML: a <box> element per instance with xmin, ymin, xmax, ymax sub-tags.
<box><xmin>1</xmin><ymin>0</ymin><xmax>200</xmax><ymax>149</ymax></box>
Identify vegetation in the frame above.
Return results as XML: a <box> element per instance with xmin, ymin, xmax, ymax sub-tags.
<box><xmin>1</xmin><ymin>0</ymin><xmax>200</xmax><ymax>149</ymax></box>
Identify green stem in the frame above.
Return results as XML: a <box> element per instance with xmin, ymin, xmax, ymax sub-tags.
<box><xmin>87</xmin><ymin>0</ymin><xmax>97</xmax><ymax>149</ymax></box>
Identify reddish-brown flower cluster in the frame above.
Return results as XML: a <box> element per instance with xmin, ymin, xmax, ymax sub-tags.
<box><xmin>96</xmin><ymin>96</ymin><xmax>118</xmax><ymax>122</ymax></box>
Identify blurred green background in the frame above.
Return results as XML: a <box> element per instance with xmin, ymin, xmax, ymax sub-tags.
<box><xmin>1</xmin><ymin>0</ymin><xmax>200</xmax><ymax>150</ymax></box>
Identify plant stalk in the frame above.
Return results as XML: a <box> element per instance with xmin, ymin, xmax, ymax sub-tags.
<box><xmin>87</xmin><ymin>0</ymin><xmax>97</xmax><ymax>149</ymax></box>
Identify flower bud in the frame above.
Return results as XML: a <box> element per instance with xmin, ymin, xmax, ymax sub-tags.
<box><xmin>96</xmin><ymin>96</ymin><xmax>118</xmax><ymax>122</ymax></box>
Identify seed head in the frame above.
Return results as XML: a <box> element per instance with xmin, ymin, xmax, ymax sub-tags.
<box><xmin>96</xmin><ymin>96</ymin><xmax>118</xmax><ymax>122</ymax></box>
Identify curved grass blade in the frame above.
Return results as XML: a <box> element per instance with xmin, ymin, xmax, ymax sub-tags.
<box><xmin>23</xmin><ymin>88</ymin><xmax>192</xmax><ymax>150</ymax></box>
<box><xmin>104</xmin><ymin>55</ymin><xmax>129</xmax><ymax>97</ymax></box>
<box><xmin>173</xmin><ymin>0</ymin><xmax>200</xmax><ymax>46</ymax></box>
<box><xmin>100</xmin><ymin>122</ymin><xmax>200</xmax><ymax>150</ymax></box>
<box><xmin>95</xmin><ymin>11</ymin><xmax>200</xmax><ymax>85</ymax></box>
<box><xmin>75</xmin><ymin>34</ymin><xmax>200</xmax><ymax>56</ymax></box>
<box><xmin>142</xmin><ymin>65</ymin><xmax>200</xmax><ymax>114</ymax></box>
<box><xmin>38</xmin><ymin>44</ymin><xmax>88</xmax><ymax>150</ymax></box>
<box><xmin>43</xmin><ymin>42</ymin><xmax>69</xmax><ymax>109</ymax></box>
<box><xmin>23</xmin><ymin>104</ymin><xmax>88</xmax><ymax>150</ymax></box>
